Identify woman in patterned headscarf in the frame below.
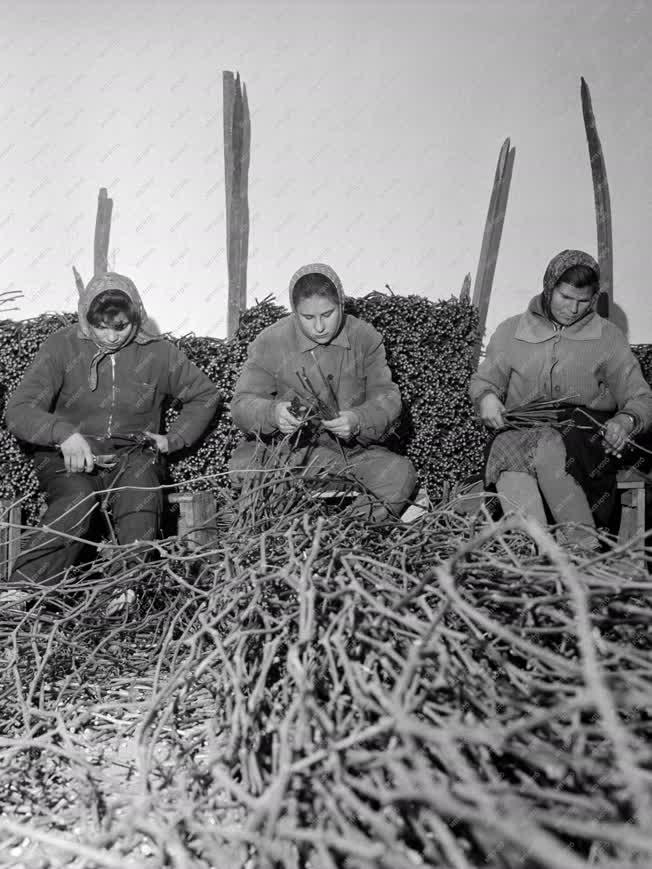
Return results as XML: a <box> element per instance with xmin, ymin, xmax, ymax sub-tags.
<box><xmin>469</xmin><ymin>249</ymin><xmax>652</xmax><ymax>547</ymax></box>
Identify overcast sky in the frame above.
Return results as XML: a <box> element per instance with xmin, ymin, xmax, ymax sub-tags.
<box><xmin>1</xmin><ymin>0</ymin><xmax>650</xmax><ymax>342</ymax></box>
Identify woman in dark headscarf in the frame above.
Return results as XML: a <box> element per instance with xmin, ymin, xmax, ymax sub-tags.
<box><xmin>469</xmin><ymin>249</ymin><xmax>652</xmax><ymax>547</ymax></box>
<box><xmin>4</xmin><ymin>272</ymin><xmax>221</xmax><ymax>604</ymax></box>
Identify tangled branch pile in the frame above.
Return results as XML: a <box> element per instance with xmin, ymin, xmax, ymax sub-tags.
<box><xmin>1</xmin><ymin>481</ymin><xmax>652</xmax><ymax>868</ymax></box>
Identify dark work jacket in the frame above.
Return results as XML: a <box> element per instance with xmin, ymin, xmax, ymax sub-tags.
<box><xmin>5</xmin><ymin>326</ymin><xmax>221</xmax><ymax>453</ymax></box>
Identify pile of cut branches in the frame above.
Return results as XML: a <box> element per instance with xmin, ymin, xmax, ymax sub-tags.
<box><xmin>1</xmin><ymin>467</ymin><xmax>652</xmax><ymax>868</ymax></box>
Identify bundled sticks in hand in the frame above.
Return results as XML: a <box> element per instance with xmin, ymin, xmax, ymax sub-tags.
<box><xmin>296</xmin><ymin>359</ymin><xmax>339</xmax><ymax>421</ymax></box>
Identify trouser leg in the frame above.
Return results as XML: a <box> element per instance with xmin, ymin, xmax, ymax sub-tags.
<box><xmin>105</xmin><ymin>453</ymin><xmax>165</xmax><ymax>545</ymax></box>
<box><xmin>288</xmin><ymin>443</ymin><xmax>416</xmax><ymax>520</ymax></box>
<box><xmin>342</xmin><ymin>447</ymin><xmax>417</xmax><ymax>519</ymax></box>
<box><xmin>532</xmin><ymin>431</ymin><xmax>597</xmax><ymax>545</ymax></box>
<box><xmin>496</xmin><ymin>471</ymin><xmax>548</xmax><ymax>526</ymax></box>
<box><xmin>228</xmin><ymin>439</ymin><xmax>417</xmax><ymax>520</ymax></box>
<box><xmin>10</xmin><ymin>453</ymin><xmax>99</xmax><ymax>587</ymax></box>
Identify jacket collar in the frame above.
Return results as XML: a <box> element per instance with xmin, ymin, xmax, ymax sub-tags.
<box><xmin>514</xmin><ymin>296</ymin><xmax>604</xmax><ymax>343</ymax></box>
<box><xmin>293</xmin><ymin>316</ymin><xmax>351</xmax><ymax>351</ymax></box>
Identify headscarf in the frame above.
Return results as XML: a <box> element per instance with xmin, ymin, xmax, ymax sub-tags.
<box><xmin>541</xmin><ymin>249</ymin><xmax>600</xmax><ymax>323</ymax></box>
<box><xmin>77</xmin><ymin>272</ymin><xmax>159</xmax><ymax>390</ymax></box>
<box><xmin>288</xmin><ymin>263</ymin><xmax>345</xmax><ymax>339</ymax></box>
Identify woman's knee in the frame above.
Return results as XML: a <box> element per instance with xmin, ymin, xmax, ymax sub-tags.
<box><xmin>360</xmin><ymin>451</ymin><xmax>417</xmax><ymax>501</ymax></box>
<box><xmin>46</xmin><ymin>489</ymin><xmax>98</xmax><ymax>535</ymax></box>
<box><xmin>397</xmin><ymin>456</ymin><xmax>418</xmax><ymax>499</ymax></box>
<box><xmin>533</xmin><ymin>429</ymin><xmax>566</xmax><ymax>471</ymax></box>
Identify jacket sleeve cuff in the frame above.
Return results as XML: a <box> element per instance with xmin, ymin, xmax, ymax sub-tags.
<box><xmin>614</xmin><ymin>410</ymin><xmax>640</xmax><ymax>434</ymax></box>
<box><xmin>166</xmin><ymin>432</ymin><xmax>186</xmax><ymax>453</ymax></box>
<box><xmin>51</xmin><ymin>420</ymin><xmax>77</xmax><ymax>446</ymax></box>
<box><xmin>471</xmin><ymin>388</ymin><xmax>501</xmax><ymax>411</ymax></box>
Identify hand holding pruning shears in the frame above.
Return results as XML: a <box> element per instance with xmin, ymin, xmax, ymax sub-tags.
<box><xmin>60</xmin><ymin>432</ymin><xmax>96</xmax><ymax>473</ymax></box>
<box><xmin>143</xmin><ymin>431</ymin><xmax>169</xmax><ymax>454</ymax></box>
<box><xmin>59</xmin><ymin>430</ymin><xmax>167</xmax><ymax>473</ymax></box>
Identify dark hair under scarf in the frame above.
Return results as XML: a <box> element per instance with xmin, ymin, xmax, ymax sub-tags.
<box><xmin>541</xmin><ymin>249</ymin><xmax>600</xmax><ymax>322</ymax></box>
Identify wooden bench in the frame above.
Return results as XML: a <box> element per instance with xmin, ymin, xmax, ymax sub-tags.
<box><xmin>0</xmin><ymin>500</ymin><xmax>22</xmax><ymax>581</ymax></box>
<box><xmin>616</xmin><ymin>468</ymin><xmax>647</xmax><ymax>566</ymax></box>
<box><xmin>168</xmin><ymin>491</ymin><xmax>218</xmax><ymax>550</ymax></box>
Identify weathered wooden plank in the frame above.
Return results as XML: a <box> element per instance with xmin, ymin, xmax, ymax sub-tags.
<box><xmin>224</xmin><ymin>71</ymin><xmax>250</xmax><ymax>338</ymax></box>
<box><xmin>223</xmin><ymin>72</ymin><xmax>238</xmax><ymax>337</ymax></box>
<box><xmin>169</xmin><ymin>491</ymin><xmax>217</xmax><ymax>550</ymax></box>
<box><xmin>459</xmin><ymin>273</ymin><xmax>471</xmax><ymax>302</ymax></box>
<box><xmin>94</xmin><ymin>187</ymin><xmax>113</xmax><ymax>276</ymax></box>
<box><xmin>72</xmin><ymin>265</ymin><xmax>85</xmax><ymax>295</ymax></box>
<box><xmin>472</xmin><ymin>138</ymin><xmax>515</xmax><ymax>363</ymax></box>
<box><xmin>237</xmin><ymin>81</ymin><xmax>251</xmax><ymax>315</ymax></box>
<box><xmin>228</xmin><ymin>75</ymin><xmax>244</xmax><ymax>336</ymax></box>
<box><xmin>581</xmin><ymin>77</ymin><xmax>613</xmax><ymax>319</ymax></box>
<box><xmin>0</xmin><ymin>500</ymin><xmax>22</xmax><ymax>581</ymax></box>
<box><xmin>472</xmin><ymin>139</ymin><xmax>508</xmax><ymax>316</ymax></box>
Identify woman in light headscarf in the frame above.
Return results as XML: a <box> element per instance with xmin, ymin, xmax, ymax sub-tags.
<box><xmin>229</xmin><ymin>263</ymin><xmax>417</xmax><ymax>520</ymax></box>
<box><xmin>469</xmin><ymin>249</ymin><xmax>652</xmax><ymax>547</ymax></box>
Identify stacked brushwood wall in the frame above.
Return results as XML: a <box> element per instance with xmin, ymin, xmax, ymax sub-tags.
<box><xmin>1</xmin><ymin>297</ymin><xmax>651</xmax><ymax>525</ymax></box>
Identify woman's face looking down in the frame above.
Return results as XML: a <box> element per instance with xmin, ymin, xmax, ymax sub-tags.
<box><xmin>549</xmin><ymin>281</ymin><xmax>596</xmax><ymax>326</ymax></box>
<box><xmin>89</xmin><ymin>314</ymin><xmax>135</xmax><ymax>350</ymax></box>
<box><xmin>295</xmin><ymin>295</ymin><xmax>341</xmax><ymax>344</ymax></box>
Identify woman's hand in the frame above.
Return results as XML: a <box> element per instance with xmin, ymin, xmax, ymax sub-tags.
<box><xmin>478</xmin><ymin>393</ymin><xmax>506</xmax><ymax>430</ymax></box>
<box><xmin>602</xmin><ymin>414</ymin><xmax>634</xmax><ymax>457</ymax></box>
<box><xmin>322</xmin><ymin>411</ymin><xmax>360</xmax><ymax>440</ymax></box>
<box><xmin>144</xmin><ymin>431</ymin><xmax>169</xmax><ymax>453</ymax></box>
<box><xmin>274</xmin><ymin>401</ymin><xmax>302</xmax><ymax>434</ymax></box>
<box><xmin>60</xmin><ymin>432</ymin><xmax>94</xmax><ymax>473</ymax></box>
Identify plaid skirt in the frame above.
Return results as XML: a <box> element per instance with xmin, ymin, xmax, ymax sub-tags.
<box><xmin>485</xmin><ymin>426</ymin><xmax>557</xmax><ymax>486</ymax></box>
<box><xmin>484</xmin><ymin>409</ymin><xmax>621</xmax><ymax>529</ymax></box>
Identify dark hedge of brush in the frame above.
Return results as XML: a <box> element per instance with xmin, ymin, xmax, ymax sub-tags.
<box><xmin>1</xmin><ymin>299</ymin><xmax>650</xmax><ymax>524</ymax></box>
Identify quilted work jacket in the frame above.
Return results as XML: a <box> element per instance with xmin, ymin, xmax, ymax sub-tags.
<box><xmin>469</xmin><ymin>296</ymin><xmax>652</xmax><ymax>430</ymax></box>
<box><xmin>230</xmin><ymin>313</ymin><xmax>402</xmax><ymax>445</ymax></box>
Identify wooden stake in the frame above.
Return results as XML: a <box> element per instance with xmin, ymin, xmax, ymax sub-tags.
<box><xmin>581</xmin><ymin>77</ymin><xmax>613</xmax><ymax>319</ymax></box>
<box><xmin>238</xmin><ymin>81</ymin><xmax>251</xmax><ymax>316</ymax></box>
<box><xmin>472</xmin><ymin>138</ymin><xmax>515</xmax><ymax>364</ymax></box>
<box><xmin>94</xmin><ymin>187</ymin><xmax>113</xmax><ymax>277</ymax></box>
<box><xmin>223</xmin><ymin>71</ymin><xmax>251</xmax><ymax>337</ymax></box>
<box><xmin>72</xmin><ymin>265</ymin><xmax>85</xmax><ymax>295</ymax></box>
<box><xmin>223</xmin><ymin>71</ymin><xmax>235</xmax><ymax>270</ymax></box>
<box><xmin>459</xmin><ymin>273</ymin><xmax>471</xmax><ymax>302</ymax></box>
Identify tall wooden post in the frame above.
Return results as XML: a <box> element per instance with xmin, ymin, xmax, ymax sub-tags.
<box><xmin>471</xmin><ymin>138</ymin><xmax>515</xmax><ymax>365</ymax></box>
<box><xmin>94</xmin><ymin>187</ymin><xmax>113</xmax><ymax>276</ymax></box>
<box><xmin>581</xmin><ymin>77</ymin><xmax>612</xmax><ymax>319</ymax></box>
<box><xmin>223</xmin><ymin>71</ymin><xmax>251</xmax><ymax>338</ymax></box>
<box><xmin>459</xmin><ymin>273</ymin><xmax>471</xmax><ymax>303</ymax></box>
<box><xmin>72</xmin><ymin>265</ymin><xmax>85</xmax><ymax>294</ymax></box>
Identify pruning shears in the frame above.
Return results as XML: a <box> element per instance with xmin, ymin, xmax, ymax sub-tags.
<box><xmin>55</xmin><ymin>431</ymin><xmax>160</xmax><ymax>473</ymax></box>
